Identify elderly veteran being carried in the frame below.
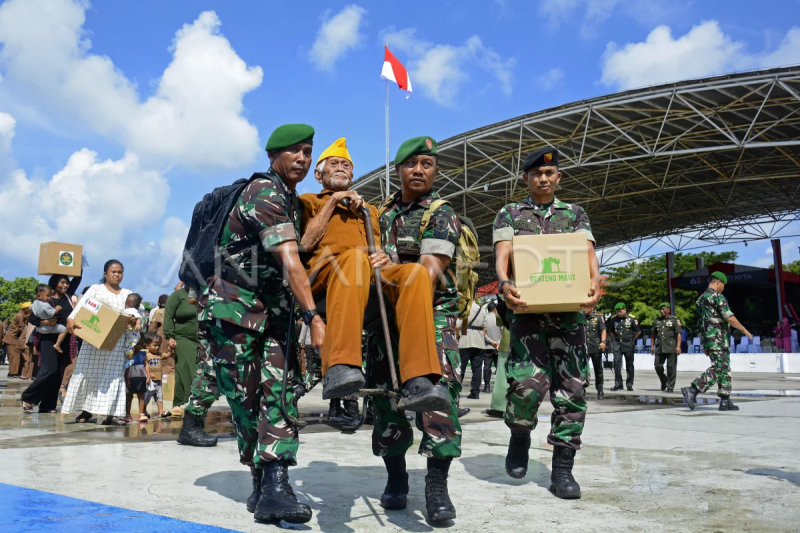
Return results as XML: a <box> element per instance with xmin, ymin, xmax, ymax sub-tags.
<box><xmin>299</xmin><ymin>137</ymin><xmax>450</xmax><ymax>412</ymax></box>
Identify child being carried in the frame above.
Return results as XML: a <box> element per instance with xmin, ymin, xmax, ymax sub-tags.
<box><xmin>31</xmin><ymin>284</ymin><xmax>67</xmax><ymax>353</ymax></box>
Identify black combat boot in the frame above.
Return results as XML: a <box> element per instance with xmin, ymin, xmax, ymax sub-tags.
<box><xmin>329</xmin><ymin>398</ymin><xmax>361</xmax><ymax>431</ymax></box>
<box><xmin>322</xmin><ymin>365</ymin><xmax>365</xmax><ymax>400</ymax></box>
<box><xmin>550</xmin><ymin>446</ymin><xmax>582</xmax><ymax>499</ymax></box>
<box><xmin>718</xmin><ymin>396</ymin><xmax>739</xmax><ymax>411</ymax></box>
<box><xmin>380</xmin><ymin>456</ymin><xmax>409</xmax><ymax>510</ymax></box>
<box><xmin>398</xmin><ymin>377</ymin><xmax>451</xmax><ymax>412</ymax></box>
<box><xmin>597</xmin><ymin>388</ymin><xmax>604</xmax><ymax>397</ymax></box>
<box><xmin>466</xmin><ymin>391</ymin><xmax>480</xmax><ymax>399</ymax></box>
<box><xmin>505</xmin><ymin>430</ymin><xmax>531</xmax><ymax>479</ymax></box>
<box><xmin>246</xmin><ymin>466</ymin><xmax>263</xmax><ymax>513</ymax></box>
<box><xmin>327</xmin><ymin>399</ymin><xmax>341</xmax><ymax>420</ymax></box>
<box><xmin>681</xmin><ymin>385</ymin><xmax>700</xmax><ymax>411</ymax></box>
<box><xmin>457</xmin><ymin>407</ymin><xmax>471</xmax><ymax>418</ymax></box>
<box><xmin>425</xmin><ymin>458</ymin><xmax>456</xmax><ymax>524</ymax></box>
<box><xmin>254</xmin><ymin>461</ymin><xmax>312</xmax><ymax>524</ymax></box>
<box><xmin>483</xmin><ymin>384</ymin><xmax>491</xmax><ymax>393</ymax></box>
<box><xmin>177</xmin><ymin>411</ymin><xmax>218</xmax><ymax>447</ymax></box>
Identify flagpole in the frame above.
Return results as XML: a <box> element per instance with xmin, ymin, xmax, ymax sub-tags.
<box><xmin>384</xmin><ymin>69</ymin><xmax>390</xmax><ymax>200</ymax></box>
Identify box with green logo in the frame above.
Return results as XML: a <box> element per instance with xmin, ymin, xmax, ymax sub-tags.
<box><xmin>73</xmin><ymin>296</ymin><xmax>130</xmax><ymax>351</ymax></box>
<box><xmin>38</xmin><ymin>241</ymin><xmax>83</xmax><ymax>276</ymax></box>
<box><xmin>511</xmin><ymin>232</ymin><xmax>591</xmax><ymax>313</ymax></box>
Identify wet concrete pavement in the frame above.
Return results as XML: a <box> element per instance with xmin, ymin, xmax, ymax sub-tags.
<box><xmin>1</xmin><ymin>363</ymin><xmax>799</xmax><ymax>531</ymax></box>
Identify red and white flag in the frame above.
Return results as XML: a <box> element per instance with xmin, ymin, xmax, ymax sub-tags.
<box><xmin>381</xmin><ymin>46</ymin><xmax>412</xmax><ymax>97</ymax></box>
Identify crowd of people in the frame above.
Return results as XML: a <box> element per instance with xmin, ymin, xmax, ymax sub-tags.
<box><xmin>0</xmin><ymin>122</ymin><xmax>780</xmax><ymax>527</ymax></box>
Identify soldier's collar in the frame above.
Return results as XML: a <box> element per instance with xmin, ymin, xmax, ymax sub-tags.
<box><xmin>266</xmin><ymin>167</ymin><xmax>292</xmax><ymax>192</ymax></box>
<box><xmin>522</xmin><ymin>195</ymin><xmax>568</xmax><ymax>209</ymax></box>
<box><xmin>398</xmin><ymin>189</ymin><xmax>437</xmax><ymax>208</ymax></box>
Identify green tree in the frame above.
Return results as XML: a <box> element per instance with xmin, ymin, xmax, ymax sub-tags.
<box><xmin>600</xmin><ymin>251</ymin><xmax>738</xmax><ymax>329</ymax></box>
<box><xmin>0</xmin><ymin>277</ymin><xmax>39</xmax><ymax>323</ymax></box>
<box><xmin>783</xmin><ymin>260</ymin><xmax>800</xmax><ymax>274</ymax></box>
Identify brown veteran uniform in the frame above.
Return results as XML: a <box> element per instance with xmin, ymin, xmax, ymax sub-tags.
<box><xmin>301</xmin><ymin>191</ymin><xmax>441</xmax><ymax>384</ymax></box>
<box><xmin>4</xmin><ymin>307</ymin><xmax>29</xmax><ymax>377</ymax></box>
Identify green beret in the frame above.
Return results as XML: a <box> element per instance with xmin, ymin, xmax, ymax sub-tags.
<box><xmin>395</xmin><ymin>136</ymin><xmax>437</xmax><ymax>165</ymax></box>
<box><xmin>711</xmin><ymin>271</ymin><xmax>728</xmax><ymax>284</ymax></box>
<box><xmin>265</xmin><ymin>124</ymin><xmax>314</xmax><ymax>152</ymax></box>
<box><xmin>614</xmin><ymin>302</ymin><xmax>626</xmax><ymax>310</ymax></box>
<box><xmin>659</xmin><ymin>302</ymin><xmax>670</xmax><ymax>309</ymax></box>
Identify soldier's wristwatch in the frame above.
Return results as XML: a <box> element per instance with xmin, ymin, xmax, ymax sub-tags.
<box><xmin>301</xmin><ymin>309</ymin><xmax>321</xmax><ymax>326</ymax></box>
<box><xmin>498</xmin><ymin>280</ymin><xmax>512</xmax><ymax>294</ymax></box>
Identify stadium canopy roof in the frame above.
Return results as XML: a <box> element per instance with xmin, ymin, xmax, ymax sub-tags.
<box><xmin>353</xmin><ymin>66</ymin><xmax>800</xmax><ymax>283</ymax></box>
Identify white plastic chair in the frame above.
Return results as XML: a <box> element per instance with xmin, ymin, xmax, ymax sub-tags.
<box><xmin>737</xmin><ymin>336</ymin><xmax>749</xmax><ymax>353</ymax></box>
<box><xmin>747</xmin><ymin>336</ymin><xmax>762</xmax><ymax>353</ymax></box>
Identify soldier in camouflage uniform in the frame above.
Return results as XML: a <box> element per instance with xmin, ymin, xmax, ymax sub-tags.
<box><xmin>682</xmin><ymin>272</ymin><xmax>752</xmax><ymax>412</ymax></box>
<box><xmin>607</xmin><ymin>302</ymin><xmax>641</xmax><ymax>391</ymax></box>
<box><xmin>370</xmin><ymin>136</ymin><xmax>462</xmax><ymax>524</ymax></box>
<box><xmin>493</xmin><ymin>146</ymin><xmax>601</xmax><ymax>500</ymax></box>
<box><xmin>196</xmin><ymin>124</ymin><xmax>325</xmax><ymax>525</ymax></box>
<box><xmin>177</xmin><ymin>319</ymin><xmax>220</xmax><ymax>446</ymax></box>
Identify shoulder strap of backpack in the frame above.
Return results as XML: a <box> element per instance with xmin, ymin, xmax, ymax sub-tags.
<box><xmin>254</xmin><ymin>172</ymin><xmax>300</xmax><ymax>224</ymax></box>
<box><xmin>419</xmin><ymin>199</ymin><xmax>450</xmax><ymax>240</ymax></box>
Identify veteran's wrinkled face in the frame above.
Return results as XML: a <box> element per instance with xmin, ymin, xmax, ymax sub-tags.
<box><xmin>316</xmin><ymin>156</ymin><xmax>353</xmax><ymax>192</ymax></box>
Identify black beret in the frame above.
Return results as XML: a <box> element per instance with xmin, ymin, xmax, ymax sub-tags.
<box><xmin>522</xmin><ymin>146</ymin><xmax>559</xmax><ymax>173</ymax></box>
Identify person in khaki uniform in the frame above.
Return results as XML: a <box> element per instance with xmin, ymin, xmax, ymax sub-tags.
<box><xmin>299</xmin><ymin>137</ymin><xmax>449</xmax><ymax>412</ymax></box>
<box><xmin>4</xmin><ymin>304</ymin><xmax>31</xmax><ymax>378</ymax></box>
<box><xmin>651</xmin><ymin>302</ymin><xmax>682</xmax><ymax>392</ymax></box>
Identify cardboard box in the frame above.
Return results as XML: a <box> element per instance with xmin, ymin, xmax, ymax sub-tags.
<box><xmin>162</xmin><ymin>373</ymin><xmax>175</xmax><ymax>402</ymax></box>
<box><xmin>73</xmin><ymin>296</ymin><xmax>130</xmax><ymax>351</ymax></box>
<box><xmin>38</xmin><ymin>242</ymin><xmax>83</xmax><ymax>276</ymax></box>
<box><xmin>511</xmin><ymin>232</ymin><xmax>591</xmax><ymax>313</ymax></box>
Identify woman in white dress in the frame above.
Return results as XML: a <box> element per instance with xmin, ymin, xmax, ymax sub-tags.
<box><xmin>62</xmin><ymin>260</ymin><xmax>136</xmax><ymax>425</ymax></box>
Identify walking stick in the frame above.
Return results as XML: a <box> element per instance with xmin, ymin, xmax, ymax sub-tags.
<box><xmin>344</xmin><ymin>198</ymin><xmax>400</xmax><ymax>393</ymax></box>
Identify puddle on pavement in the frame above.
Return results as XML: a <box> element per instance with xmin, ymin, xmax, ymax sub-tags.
<box><xmin>586</xmin><ymin>393</ymin><xmax>717</xmax><ymax>407</ymax></box>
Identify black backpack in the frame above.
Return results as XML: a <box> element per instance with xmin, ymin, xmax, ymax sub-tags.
<box><xmin>179</xmin><ymin>172</ymin><xmax>297</xmax><ymax>292</ymax></box>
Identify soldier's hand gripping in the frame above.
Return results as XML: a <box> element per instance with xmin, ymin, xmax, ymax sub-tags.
<box><xmin>310</xmin><ymin>315</ymin><xmax>326</xmax><ymax>353</ymax></box>
<box><xmin>582</xmin><ymin>278</ymin><xmax>602</xmax><ymax>310</ymax></box>
<box><xmin>502</xmin><ymin>283</ymin><xmax>527</xmax><ymax>313</ymax></box>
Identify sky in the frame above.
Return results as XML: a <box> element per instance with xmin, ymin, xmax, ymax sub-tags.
<box><xmin>0</xmin><ymin>0</ymin><xmax>799</xmax><ymax>300</ymax></box>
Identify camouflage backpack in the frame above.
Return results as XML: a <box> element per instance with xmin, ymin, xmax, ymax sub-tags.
<box><xmin>420</xmin><ymin>199</ymin><xmax>481</xmax><ymax>323</ymax></box>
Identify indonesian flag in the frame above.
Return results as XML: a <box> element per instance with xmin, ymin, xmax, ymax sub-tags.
<box><xmin>381</xmin><ymin>46</ymin><xmax>412</xmax><ymax>97</ymax></box>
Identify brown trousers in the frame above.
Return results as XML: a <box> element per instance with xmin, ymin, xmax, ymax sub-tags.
<box><xmin>310</xmin><ymin>248</ymin><xmax>440</xmax><ymax>384</ymax></box>
<box><xmin>21</xmin><ymin>345</ymin><xmax>34</xmax><ymax>379</ymax></box>
<box><xmin>6</xmin><ymin>343</ymin><xmax>22</xmax><ymax>376</ymax></box>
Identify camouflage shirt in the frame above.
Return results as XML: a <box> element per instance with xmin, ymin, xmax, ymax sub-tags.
<box><xmin>198</xmin><ymin>168</ymin><xmax>301</xmax><ymax>333</ymax></box>
<box><xmin>379</xmin><ymin>189</ymin><xmax>461</xmax><ymax>313</ymax></box>
<box><xmin>492</xmin><ymin>195</ymin><xmax>594</xmax><ymax>327</ymax></box>
<box><xmin>697</xmin><ymin>287</ymin><xmax>733</xmax><ymax>349</ymax></box>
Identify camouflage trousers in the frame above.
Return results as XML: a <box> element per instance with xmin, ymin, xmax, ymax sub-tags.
<box><xmin>505</xmin><ymin>314</ymin><xmax>588</xmax><ymax>451</ymax></box>
<box><xmin>203</xmin><ymin>319</ymin><xmax>299</xmax><ymax>467</ymax></box>
<box><xmin>185</xmin><ymin>323</ymin><xmax>221</xmax><ymax>418</ymax></box>
<box><xmin>693</xmin><ymin>348</ymin><xmax>732</xmax><ymax>397</ymax></box>
<box><xmin>370</xmin><ymin>312</ymin><xmax>462</xmax><ymax>459</ymax></box>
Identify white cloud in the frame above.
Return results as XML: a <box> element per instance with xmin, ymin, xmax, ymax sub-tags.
<box><xmin>0</xmin><ymin>0</ymin><xmax>263</xmax><ymax>170</ymax></box>
<box><xmin>537</xmin><ymin>68</ymin><xmax>565</xmax><ymax>90</ymax></box>
<box><xmin>381</xmin><ymin>28</ymin><xmax>515</xmax><ymax>106</ymax></box>
<box><xmin>601</xmin><ymin>21</ymin><xmax>800</xmax><ymax>90</ymax></box>
<box><xmin>538</xmin><ymin>0</ymin><xmax>686</xmax><ymax>39</ymax></box>
<box><xmin>755</xmin><ymin>239</ymin><xmax>799</xmax><ymax>268</ymax></box>
<box><xmin>308</xmin><ymin>5</ymin><xmax>367</xmax><ymax>72</ymax></box>
<box><xmin>0</xmin><ymin>113</ymin><xmax>169</xmax><ymax>267</ymax></box>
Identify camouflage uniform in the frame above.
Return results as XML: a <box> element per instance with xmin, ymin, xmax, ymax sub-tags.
<box><xmin>585</xmin><ymin>312</ymin><xmax>606</xmax><ymax>392</ymax></box>
<box><xmin>370</xmin><ymin>189</ymin><xmax>463</xmax><ymax>459</ymax></box>
<box><xmin>185</xmin><ymin>321</ymin><xmax>220</xmax><ymax>418</ymax></box>
<box><xmin>692</xmin><ymin>288</ymin><xmax>734</xmax><ymax>397</ymax></box>
<box><xmin>492</xmin><ymin>196</ymin><xmax>594</xmax><ymax>451</ymax></box>
<box><xmin>197</xmin><ymin>168</ymin><xmax>301</xmax><ymax>467</ymax></box>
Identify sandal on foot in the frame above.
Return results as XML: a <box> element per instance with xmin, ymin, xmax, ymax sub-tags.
<box><xmin>23</xmin><ymin>405</ymin><xmax>34</xmax><ymax>414</ymax></box>
<box><xmin>137</xmin><ymin>414</ymin><xmax>148</xmax><ymax>422</ymax></box>
<box><xmin>160</xmin><ymin>412</ymin><xmax>171</xmax><ymax>418</ymax></box>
